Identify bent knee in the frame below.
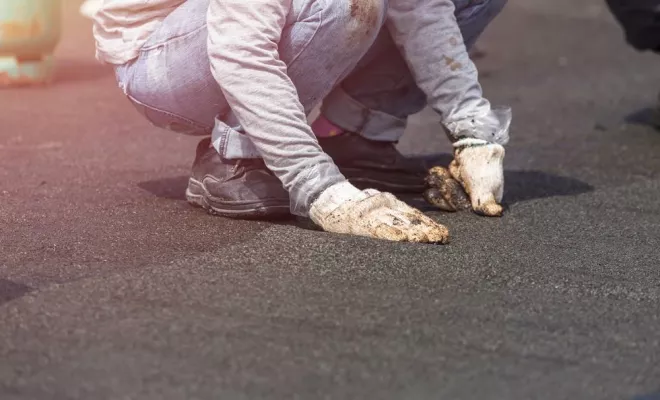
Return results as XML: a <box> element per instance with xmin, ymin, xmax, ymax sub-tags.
<box><xmin>348</xmin><ymin>0</ymin><xmax>388</xmax><ymax>26</ymax></box>
<box><xmin>327</xmin><ymin>0</ymin><xmax>387</xmax><ymax>43</ymax></box>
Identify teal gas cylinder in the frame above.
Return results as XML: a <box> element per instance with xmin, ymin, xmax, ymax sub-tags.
<box><xmin>0</xmin><ymin>0</ymin><xmax>62</xmax><ymax>87</ymax></box>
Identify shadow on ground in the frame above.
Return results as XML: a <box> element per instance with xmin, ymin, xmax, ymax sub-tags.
<box><xmin>138</xmin><ymin>176</ymin><xmax>189</xmax><ymax>201</ymax></box>
<box><xmin>633</xmin><ymin>391</ymin><xmax>660</xmax><ymax>400</ymax></box>
<box><xmin>138</xmin><ymin>167</ymin><xmax>593</xmax><ymax>210</ymax></box>
<box><xmin>0</xmin><ymin>279</ymin><xmax>32</xmax><ymax>306</ymax></box>
<box><xmin>625</xmin><ymin>108</ymin><xmax>660</xmax><ymax>131</ymax></box>
<box><xmin>413</xmin><ymin>153</ymin><xmax>594</xmax><ymax>205</ymax></box>
<box><xmin>54</xmin><ymin>59</ymin><xmax>114</xmax><ymax>84</ymax></box>
<box><xmin>503</xmin><ymin>170</ymin><xmax>594</xmax><ymax>204</ymax></box>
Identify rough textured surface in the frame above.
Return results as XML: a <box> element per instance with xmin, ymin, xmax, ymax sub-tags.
<box><xmin>1</xmin><ymin>0</ymin><xmax>660</xmax><ymax>399</ymax></box>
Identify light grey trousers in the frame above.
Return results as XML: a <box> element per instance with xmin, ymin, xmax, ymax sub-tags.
<box><xmin>115</xmin><ymin>0</ymin><xmax>507</xmax><ymax>215</ymax></box>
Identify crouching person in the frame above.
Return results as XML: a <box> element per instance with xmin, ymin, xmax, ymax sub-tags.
<box><xmin>92</xmin><ymin>0</ymin><xmax>510</xmax><ymax>243</ymax></box>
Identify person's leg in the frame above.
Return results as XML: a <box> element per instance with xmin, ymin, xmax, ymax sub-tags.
<box><xmin>115</xmin><ymin>0</ymin><xmax>386</xmax><ymax>218</ymax></box>
<box><xmin>314</xmin><ymin>0</ymin><xmax>508</xmax><ymax>192</ymax></box>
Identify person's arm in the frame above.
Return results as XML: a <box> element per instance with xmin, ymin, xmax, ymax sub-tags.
<box><xmin>386</xmin><ymin>0</ymin><xmax>510</xmax><ymax>146</ymax></box>
<box><xmin>206</xmin><ymin>0</ymin><xmax>454</xmax><ymax>239</ymax></box>
<box><xmin>387</xmin><ymin>1</ymin><xmax>510</xmax><ymax>216</ymax></box>
<box><xmin>206</xmin><ymin>0</ymin><xmax>344</xmax><ymax>215</ymax></box>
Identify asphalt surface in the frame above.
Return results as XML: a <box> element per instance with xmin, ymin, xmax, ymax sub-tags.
<box><xmin>1</xmin><ymin>1</ymin><xmax>660</xmax><ymax>399</ymax></box>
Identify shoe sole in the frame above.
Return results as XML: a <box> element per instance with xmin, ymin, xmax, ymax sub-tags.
<box><xmin>186</xmin><ymin>178</ymin><xmax>291</xmax><ymax>219</ymax></box>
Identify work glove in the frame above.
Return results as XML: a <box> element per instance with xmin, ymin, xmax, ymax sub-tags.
<box><xmin>423</xmin><ymin>142</ymin><xmax>505</xmax><ymax>217</ymax></box>
<box><xmin>310</xmin><ymin>181</ymin><xmax>449</xmax><ymax>244</ymax></box>
<box><xmin>449</xmin><ymin>142</ymin><xmax>505</xmax><ymax>217</ymax></box>
<box><xmin>426</xmin><ymin>106</ymin><xmax>510</xmax><ymax>217</ymax></box>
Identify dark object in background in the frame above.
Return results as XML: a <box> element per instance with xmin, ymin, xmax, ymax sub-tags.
<box><xmin>605</xmin><ymin>0</ymin><xmax>660</xmax><ymax>53</ymax></box>
<box><xmin>606</xmin><ymin>0</ymin><xmax>660</xmax><ymax>129</ymax></box>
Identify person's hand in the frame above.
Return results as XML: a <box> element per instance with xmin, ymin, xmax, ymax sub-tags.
<box><xmin>449</xmin><ymin>143</ymin><xmax>505</xmax><ymax>217</ymax></box>
<box><xmin>310</xmin><ymin>182</ymin><xmax>449</xmax><ymax>244</ymax></box>
<box><xmin>423</xmin><ymin>166</ymin><xmax>472</xmax><ymax>213</ymax></box>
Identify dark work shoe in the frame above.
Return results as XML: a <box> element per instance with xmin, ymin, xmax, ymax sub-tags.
<box><xmin>185</xmin><ymin>138</ymin><xmax>290</xmax><ymax>219</ymax></box>
<box><xmin>317</xmin><ymin>133</ymin><xmax>427</xmax><ymax>192</ymax></box>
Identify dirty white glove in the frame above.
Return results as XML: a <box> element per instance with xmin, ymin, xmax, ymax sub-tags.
<box><xmin>310</xmin><ymin>181</ymin><xmax>449</xmax><ymax>244</ymax></box>
<box><xmin>449</xmin><ymin>140</ymin><xmax>505</xmax><ymax>217</ymax></box>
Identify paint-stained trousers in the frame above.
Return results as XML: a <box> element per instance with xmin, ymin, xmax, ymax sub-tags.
<box><xmin>115</xmin><ymin>0</ymin><xmax>507</xmax><ymax>214</ymax></box>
